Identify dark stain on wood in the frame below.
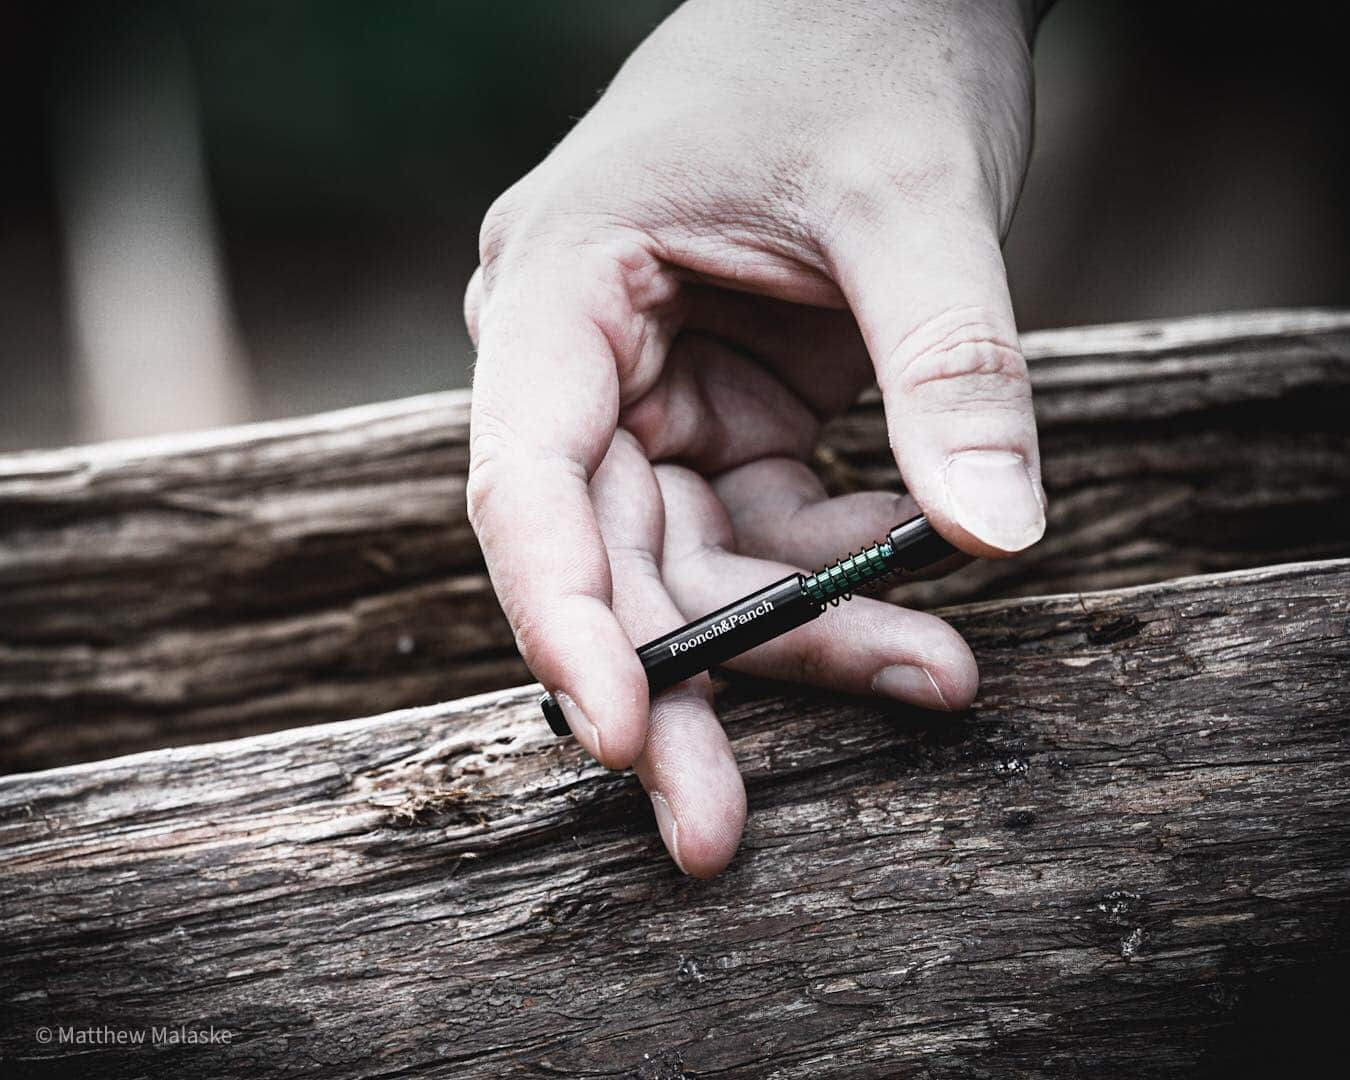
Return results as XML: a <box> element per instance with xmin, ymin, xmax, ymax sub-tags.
<box><xmin>1086</xmin><ymin>612</ymin><xmax>1144</xmax><ymax>645</ymax></box>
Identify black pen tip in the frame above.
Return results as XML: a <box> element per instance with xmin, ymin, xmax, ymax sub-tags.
<box><xmin>540</xmin><ymin>692</ymin><xmax>572</xmax><ymax>737</ymax></box>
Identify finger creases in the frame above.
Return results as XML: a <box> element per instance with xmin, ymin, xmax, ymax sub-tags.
<box><xmin>826</xmin><ymin>203</ymin><xmax>1046</xmax><ymax>559</ymax></box>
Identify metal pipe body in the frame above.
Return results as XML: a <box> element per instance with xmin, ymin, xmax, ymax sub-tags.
<box><xmin>636</xmin><ymin>575</ymin><xmax>819</xmax><ymax>693</ymax></box>
<box><xmin>540</xmin><ymin>516</ymin><xmax>956</xmax><ymax>736</ymax></box>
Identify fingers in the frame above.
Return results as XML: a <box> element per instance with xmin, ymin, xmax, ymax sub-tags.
<box><xmin>591</xmin><ymin>434</ymin><xmax>746</xmax><ymax>877</ymax></box>
<box><xmin>828</xmin><ymin>203</ymin><xmax>1046</xmax><ymax>558</ymax></box>
<box><xmin>619</xmin><ymin>332</ymin><xmax>820</xmax><ymax>473</ymax></box>
<box><xmin>712</xmin><ymin>457</ymin><xmax>919</xmax><ymax>569</ymax></box>
<box><xmin>679</xmin><ymin>285</ymin><xmax>873</xmax><ymax>418</ymax></box>
<box><xmin>621</xmin><ymin>292</ymin><xmax>882</xmax><ymax>474</ymax></box>
<box><xmin>657</xmin><ymin>466</ymin><xmax>979</xmax><ymax>711</ymax></box>
<box><xmin>638</xmin><ymin>689</ymin><xmax>745</xmax><ymax>878</ymax></box>
<box><xmin>467</xmin><ymin>258</ymin><xmax>651</xmax><ymax>769</ymax></box>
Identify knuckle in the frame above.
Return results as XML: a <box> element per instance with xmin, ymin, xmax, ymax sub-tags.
<box><xmin>463</xmin><ymin>459</ymin><xmax>498</xmax><ymax>536</ymax></box>
<box><xmin>477</xmin><ymin>184</ymin><xmax>531</xmax><ymax>274</ymax></box>
<box><xmin>895</xmin><ymin>320</ymin><xmax>1030</xmax><ymax>410</ymax></box>
<box><xmin>464</xmin><ymin>412</ymin><xmax>515</xmax><ymax>532</ymax></box>
<box><xmin>509</xmin><ymin>611</ymin><xmax>545</xmax><ymax>666</ymax></box>
<box><xmin>606</xmin><ymin>543</ymin><xmax>660</xmax><ymax>581</ymax></box>
<box><xmin>479</xmin><ymin>177</ymin><xmax>636</xmax><ymax>272</ymax></box>
<box><xmin>902</xmin><ymin>337</ymin><xmax>1027</xmax><ymax>391</ymax></box>
<box><xmin>818</xmin><ymin>128</ymin><xmax>993</xmax><ymax>242</ymax></box>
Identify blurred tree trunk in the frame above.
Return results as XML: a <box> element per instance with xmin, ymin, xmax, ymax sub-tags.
<box><xmin>52</xmin><ymin>10</ymin><xmax>251</xmax><ymax>442</ymax></box>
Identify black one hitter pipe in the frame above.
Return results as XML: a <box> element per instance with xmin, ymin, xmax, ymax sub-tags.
<box><xmin>541</xmin><ymin>515</ymin><xmax>956</xmax><ymax>736</ymax></box>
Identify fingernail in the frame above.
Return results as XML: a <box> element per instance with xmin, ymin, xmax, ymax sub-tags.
<box><xmin>871</xmin><ymin>664</ymin><xmax>951</xmax><ymax>710</ymax></box>
<box><xmin>649</xmin><ymin>792</ymin><xmax>688</xmax><ymax>874</ymax></box>
<box><xmin>944</xmin><ymin>450</ymin><xmax>1046</xmax><ymax>552</ymax></box>
<box><xmin>554</xmin><ymin>691</ymin><xmax>604</xmax><ymax>759</ymax></box>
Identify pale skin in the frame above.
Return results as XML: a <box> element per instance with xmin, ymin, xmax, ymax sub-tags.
<box><xmin>465</xmin><ymin>0</ymin><xmax>1050</xmax><ymax>876</ymax></box>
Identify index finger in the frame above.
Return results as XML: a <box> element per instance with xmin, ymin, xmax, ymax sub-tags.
<box><xmin>468</xmin><ymin>265</ymin><xmax>650</xmax><ymax>768</ymax></box>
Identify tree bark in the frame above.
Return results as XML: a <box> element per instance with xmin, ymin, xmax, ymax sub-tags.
<box><xmin>2</xmin><ymin>559</ymin><xmax>1347</xmax><ymax>1078</ymax></box>
<box><xmin>1</xmin><ymin>309</ymin><xmax>1348</xmax><ymax>770</ymax></box>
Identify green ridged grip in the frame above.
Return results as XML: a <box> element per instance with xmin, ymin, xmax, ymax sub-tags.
<box><xmin>802</xmin><ymin>539</ymin><xmax>896</xmax><ymax>603</ymax></box>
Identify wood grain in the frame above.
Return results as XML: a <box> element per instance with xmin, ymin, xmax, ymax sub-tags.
<box><xmin>2</xmin><ymin>559</ymin><xmax>1347</xmax><ymax>1078</ymax></box>
<box><xmin>2</xmin><ymin>309</ymin><xmax>1348</xmax><ymax>771</ymax></box>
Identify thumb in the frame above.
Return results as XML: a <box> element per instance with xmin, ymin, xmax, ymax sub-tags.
<box><xmin>831</xmin><ymin>202</ymin><xmax>1046</xmax><ymax>557</ymax></box>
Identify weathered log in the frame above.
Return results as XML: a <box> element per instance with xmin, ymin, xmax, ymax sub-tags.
<box><xmin>2</xmin><ymin>309</ymin><xmax>1348</xmax><ymax>771</ymax></box>
<box><xmin>1</xmin><ymin>559</ymin><xmax>1346</xmax><ymax>1077</ymax></box>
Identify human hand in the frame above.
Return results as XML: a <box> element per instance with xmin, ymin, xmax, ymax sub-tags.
<box><xmin>465</xmin><ymin>0</ymin><xmax>1047</xmax><ymax>876</ymax></box>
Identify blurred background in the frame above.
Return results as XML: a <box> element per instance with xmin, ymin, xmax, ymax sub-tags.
<box><xmin>2</xmin><ymin>0</ymin><xmax>1346</xmax><ymax>452</ymax></box>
